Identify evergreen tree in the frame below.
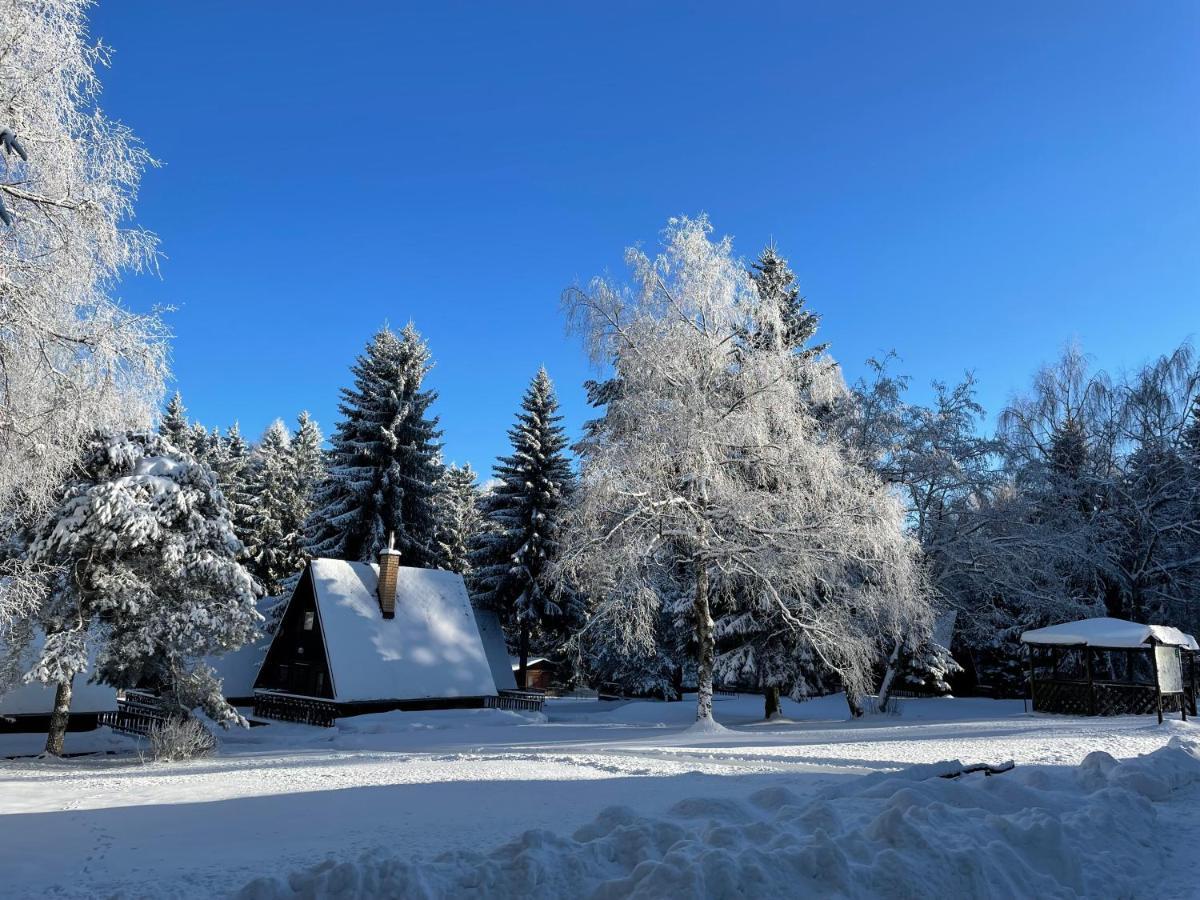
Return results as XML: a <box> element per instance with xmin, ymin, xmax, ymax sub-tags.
<box><xmin>19</xmin><ymin>430</ymin><xmax>260</xmax><ymax>754</ymax></box>
<box><xmin>290</xmin><ymin>411</ymin><xmax>326</xmax><ymax>511</ymax></box>
<box><xmin>747</xmin><ymin>244</ymin><xmax>825</xmax><ymax>356</ymax></box>
<box><xmin>437</xmin><ymin>463</ymin><xmax>480</xmax><ymax>576</ymax></box>
<box><xmin>260</xmin><ymin>412</ymin><xmax>326</xmax><ymax>628</ymax></box>
<box><xmin>212</xmin><ymin>423</ymin><xmax>255</xmax><ymax>552</ymax></box>
<box><xmin>473</xmin><ymin>368</ymin><xmax>576</xmax><ymax>687</ymax></box>
<box><xmin>304</xmin><ymin>325</ymin><xmax>445</xmax><ymax>566</ymax></box>
<box><xmin>244</xmin><ymin>420</ymin><xmax>295</xmax><ymax>596</ymax></box>
<box><xmin>159</xmin><ymin>391</ymin><xmax>190</xmax><ymax>451</ymax></box>
<box><xmin>188</xmin><ymin>422</ymin><xmax>214</xmax><ymax>462</ymax></box>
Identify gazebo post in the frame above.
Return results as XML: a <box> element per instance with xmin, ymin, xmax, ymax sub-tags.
<box><xmin>1025</xmin><ymin>645</ymin><xmax>1034</xmax><ymax>713</ymax></box>
<box><xmin>1190</xmin><ymin>650</ymin><xmax>1197</xmax><ymax>718</ymax></box>
<box><xmin>1083</xmin><ymin>644</ymin><xmax>1096</xmax><ymax>716</ymax></box>
<box><xmin>1178</xmin><ymin>647</ymin><xmax>1188</xmax><ymax>722</ymax></box>
<box><xmin>1150</xmin><ymin>640</ymin><xmax>1163</xmax><ymax>725</ymax></box>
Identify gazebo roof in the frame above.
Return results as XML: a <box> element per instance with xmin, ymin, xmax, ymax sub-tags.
<box><xmin>1021</xmin><ymin>617</ymin><xmax>1199</xmax><ymax>651</ymax></box>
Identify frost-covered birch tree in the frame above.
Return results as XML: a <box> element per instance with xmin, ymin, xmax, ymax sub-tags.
<box><xmin>0</xmin><ymin>0</ymin><xmax>167</xmax><ymax>517</ymax></box>
<box><xmin>559</xmin><ymin>216</ymin><xmax>929</xmax><ymax>724</ymax></box>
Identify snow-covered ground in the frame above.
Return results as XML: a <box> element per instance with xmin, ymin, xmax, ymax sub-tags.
<box><xmin>2</xmin><ymin>694</ymin><xmax>1198</xmax><ymax>898</ymax></box>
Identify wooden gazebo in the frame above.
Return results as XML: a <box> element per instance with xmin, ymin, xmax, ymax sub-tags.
<box><xmin>1022</xmin><ymin>617</ymin><xmax>1198</xmax><ymax>723</ymax></box>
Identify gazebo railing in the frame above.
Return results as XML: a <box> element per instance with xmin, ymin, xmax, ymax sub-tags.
<box><xmin>1028</xmin><ymin>644</ymin><xmax>1196</xmax><ymax>719</ymax></box>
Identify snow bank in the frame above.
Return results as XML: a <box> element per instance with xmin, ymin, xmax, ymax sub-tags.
<box><xmin>235</xmin><ymin>736</ymin><xmax>1200</xmax><ymax>899</ymax></box>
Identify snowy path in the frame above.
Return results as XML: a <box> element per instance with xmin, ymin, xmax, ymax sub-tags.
<box><xmin>0</xmin><ymin>695</ymin><xmax>1195</xmax><ymax>898</ymax></box>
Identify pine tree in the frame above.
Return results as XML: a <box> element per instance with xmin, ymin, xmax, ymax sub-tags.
<box><xmin>243</xmin><ymin>420</ymin><xmax>295</xmax><ymax>596</ymax></box>
<box><xmin>259</xmin><ymin>412</ymin><xmax>326</xmax><ymax>628</ymax></box>
<box><xmin>19</xmin><ymin>430</ymin><xmax>260</xmax><ymax>754</ymax></box>
<box><xmin>437</xmin><ymin>463</ymin><xmax>480</xmax><ymax>576</ymax></box>
<box><xmin>159</xmin><ymin>392</ymin><xmax>190</xmax><ymax>451</ymax></box>
<box><xmin>747</xmin><ymin>244</ymin><xmax>825</xmax><ymax>356</ymax></box>
<box><xmin>290</xmin><ymin>411</ymin><xmax>326</xmax><ymax>510</ymax></box>
<box><xmin>473</xmin><ymin>368</ymin><xmax>576</xmax><ymax>687</ymax></box>
<box><xmin>304</xmin><ymin>325</ymin><xmax>445</xmax><ymax>566</ymax></box>
<box><xmin>188</xmin><ymin>422</ymin><xmax>214</xmax><ymax>462</ymax></box>
<box><xmin>212</xmin><ymin>423</ymin><xmax>255</xmax><ymax>552</ymax></box>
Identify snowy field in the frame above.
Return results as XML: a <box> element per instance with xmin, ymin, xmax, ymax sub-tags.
<box><xmin>2</xmin><ymin>695</ymin><xmax>1199</xmax><ymax>899</ymax></box>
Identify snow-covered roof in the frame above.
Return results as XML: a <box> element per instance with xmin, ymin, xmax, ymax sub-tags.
<box><xmin>511</xmin><ymin>657</ymin><xmax>553</xmax><ymax>670</ymax></box>
<box><xmin>208</xmin><ymin>597</ymin><xmax>275</xmax><ymax>699</ymax></box>
<box><xmin>0</xmin><ymin>633</ymin><xmax>117</xmax><ymax>716</ymax></box>
<box><xmin>309</xmin><ymin>559</ymin><xmax>498</xmax><ymax>703</ymax></box>
<box><xmin>473</xmin><ymin>608</ymin><xmax>518</xmax><ymax>692</ymax></box>
<box><xmin>1022</xmin><ymin>617</ymin><xmax>1199</xmax><ymax>651</ymax></box>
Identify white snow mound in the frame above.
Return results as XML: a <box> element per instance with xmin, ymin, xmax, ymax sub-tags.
<box><xmin>235</xmin><ymin>736</ymin><xmax>1200</xmax><ymax>899</ymax></box>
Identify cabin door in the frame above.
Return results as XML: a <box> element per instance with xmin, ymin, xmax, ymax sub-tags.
<box><xmin>290</xmin><ymin>662</ymin><xmax>312</xmax><ymax>694</ymax></box>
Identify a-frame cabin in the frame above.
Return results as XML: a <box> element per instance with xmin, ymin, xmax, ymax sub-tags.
<box><xmin>253</xmin><ymin>546</ymin><xmax>521</xmax><ymax>722</ymax></box>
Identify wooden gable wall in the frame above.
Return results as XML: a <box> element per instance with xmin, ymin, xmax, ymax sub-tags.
<box><xmin>254</xmin><ymin>566</ymin><xmax>336</xmax><ymax>699</ymax></box>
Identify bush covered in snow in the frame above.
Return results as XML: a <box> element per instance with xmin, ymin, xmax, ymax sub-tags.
<box><xmin>148</xmin><ymin>716</ymin><xmax>217</xmax><ymax>762</ymax></box>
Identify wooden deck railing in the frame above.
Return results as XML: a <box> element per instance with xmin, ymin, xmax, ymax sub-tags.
<box><xmin>98</xmin><ymin>690</ymin><xmax>169</xmax><ymax>736</ymax></box>
<box><xmin>486</xmin><ymin>690</ymin><xmax>545</xmax><ymax>713</ymax></box>
<box><xmin>253</xmin><ymin>691</ymin><xmax>339</xmax><ymax>727</ymax></box>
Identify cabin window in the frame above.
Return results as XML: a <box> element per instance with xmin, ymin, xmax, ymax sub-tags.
<box><xmin>303</xmin><ymin>611</ymin><xmax>315</xmax><ymax>631</ymax></box>
<box><xmin>316</xmin><ymin>672</ymin><xmax>324</xmax><ymax>693</ymax></box>
<box><xmin>278</xmin><ymin>664</ymin><xmax>289</xmax><ymax>684</ymax></box>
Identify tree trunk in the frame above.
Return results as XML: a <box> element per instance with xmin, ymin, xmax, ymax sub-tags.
<box><xmin>877</xmin><ymin>642</ymin><xmax>903</xmax><ymax>713</ymax></box>
<box><xmin>764</xmin><ymin>685</ymin><xmax>781</xmax><ymax>720</ymax></box>
<box><xmin>518</xmin><ymin>623</ymin><xmax>530</xmax><ymax>690</ymax></box>
<box><xmin>694</xmin><ymin>558</ymin><xmax>714</xmax><ymax>722</ymax></box>
<box><xmin>45</xmin><ymin>678</ymin><xmax>73</xmax><ymax>756</ymax></box>
<box><xmin>845</xmin><ymin>687</ymin><xmax>864</xmax><ymax>718</ymax></box>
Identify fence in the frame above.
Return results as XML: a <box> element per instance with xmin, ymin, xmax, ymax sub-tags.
<box><xmin>98</xmin><ymin>690</ymin><xmax>168</xmax><ymax>737</ymax></box>
<box><xmin>486</xmin><ymin>690</ymin><xmax>546</xmax><ymax>713</ymax></box>
<box><xmin>253</xmin><ymin>691</ymin><xmax>339</xmax><ymax>727</ymax></box>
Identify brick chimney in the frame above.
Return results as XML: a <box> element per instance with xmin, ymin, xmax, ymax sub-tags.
<box><xmin>377</xmin><ymin>532</ymin><xmax>400</xmax><ymax>619</ymax></box>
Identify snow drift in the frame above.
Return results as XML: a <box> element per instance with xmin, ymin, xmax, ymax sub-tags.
<box><xmin>236</xmin><ymin>735</ymin><xmax>1200</xmax><ymax>899</ymax></box>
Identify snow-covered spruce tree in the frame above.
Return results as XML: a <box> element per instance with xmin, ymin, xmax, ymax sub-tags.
<box><xmin>437</xmin><ymin>463</ymin><xmax>480</xmax><ymax>577</ymax></box>
<box><xmin>473</xmin><ymin>369</ymin><xmax>576</xmax><ymax>687</ymax></box>
<box><xmin>159</xmin><ymin>392</ymin><xmax>191</xmax><ymax>452</ymax></box>
<box><xmin>0</xmin><ymin>0</ymin><xmax>167</xmax><ymax>523</ymax></box>
<box><xmin>21</xmin><ymin>431</ymin><xmax>260</xmax><ymax>754</ymax></box>
<box><xmin>243</xmin><ymin>420</ymin><xmax>296</xmax><ymax>597</ymax></box>
<box><xmin>290</xmin><ymin>411</ymin><xmax>327</xmax><ymax>516</ymax></box>
<box><xmin>304</xmin><ymin>325</ymin><xmax>445</xmax><ymax>566</ymax></box>
<box><xmin>210</xmin><ymin>423</ymin><xmax>255</xmax><ymax>550</ymax></box>
<box><xmin>188</xmin><ymin>422</ymin><xmax>215</xmax><ymax>464</ymax></box>
<box><xmin>259</xmin><ymin>412</ymin><xmax>326</xmax><ymax>629</ymax></box>
<box><xmin>745</xmin><ymin>244</ymin><xmax>825</xmax><ymax>358</ymax></box>
<box><xmin>558</xmin><ymin>216</ymin><xmax>930</xmax><ymax>725</ymax></box>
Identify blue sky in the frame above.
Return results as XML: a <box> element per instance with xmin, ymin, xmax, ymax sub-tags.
<box><xmin>90</xmin><ymin>2</ymin><xmax>1198</xmax><ymax>471</ymax></box>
